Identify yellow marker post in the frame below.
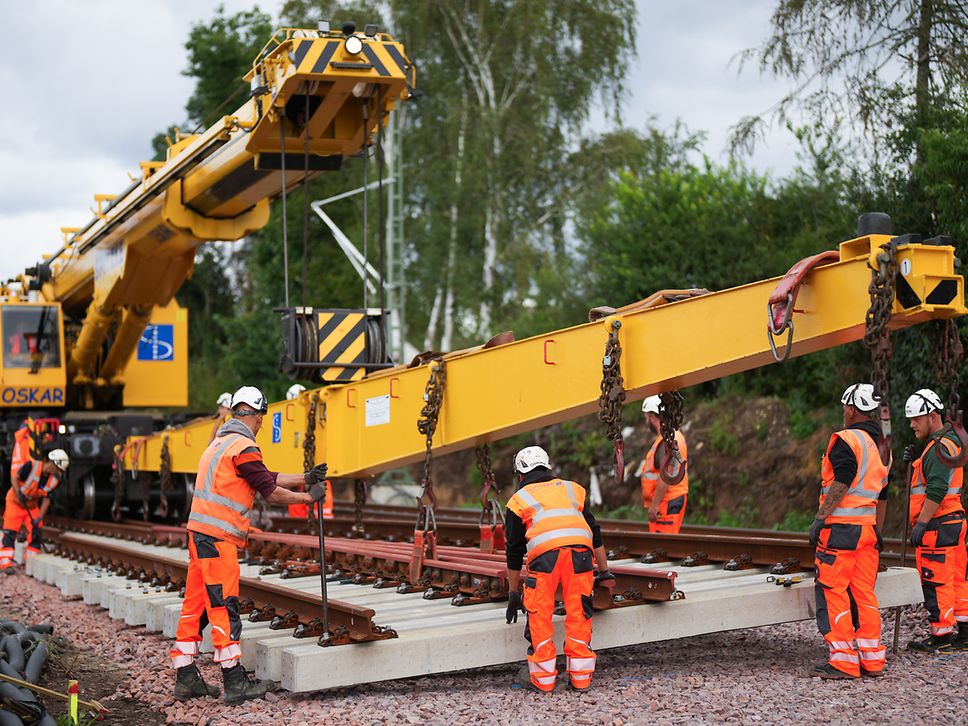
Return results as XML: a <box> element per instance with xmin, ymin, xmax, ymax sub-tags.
<box><xmin>69</xmin><ymin>679</ymin><xmax>78</xmax><ymax>724</ymax></box>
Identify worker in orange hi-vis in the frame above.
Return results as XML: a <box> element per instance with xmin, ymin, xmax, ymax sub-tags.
<box><xmin>901</xmin><ymin>388</ymin><xmax>968</xmax><ymax>653</ymax></box>
<box><xmin>9</xmin><ymin>418</ymin><xmax>35</xmax><ymax>483</ymax></box>
<box><xmin>640</xmin><ymin>395</ymin><xmax>689</xmax><ymax>533</ymax></box>
<box><xmin>809</xmin><ymin>383</ymin><xmax>889</xmax><ymax>680</ymax></box>
<box><xmin>504</xmin><ymin>446</ymin><xmax>615</xmax><ymax>693</ymax></box>
<box><xmin>1</xmin><ymin>449</ymin><xmax>68</xmax><ymax>573</ymax></box>
<box><xmin>208</xmin><ymin>392</ymin><xmax>234</xmax><ymax>443</ymax></box>
<box><xmin>169</xmin><ymin>386</ymin><xmax>328</xmax><ymax>705</ymax></box>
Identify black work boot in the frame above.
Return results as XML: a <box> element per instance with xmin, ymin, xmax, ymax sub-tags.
<box><xmin>174</xmin><ymin>664</ymin><xmax>220</xmax><ymax>701</ymax></box>
<box><xmin>950</xmin><ymin>623</ymin><xmax>968</xmax><ymax>651</ymax></box>
<box><xmin>907</xmin><ymin>634</ymin><xmax>953</xmax><ymax>653</ymax></box>
<box><xmin>221</xmin><ymin>663</ymin><xmax>273</xmax><ymax>705</ymax></box>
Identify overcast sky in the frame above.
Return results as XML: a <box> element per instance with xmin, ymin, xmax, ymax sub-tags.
<box><xmin>0</xmin><ymin>0</ymin><xmax>800</xmax><ymax>281</ymax></box>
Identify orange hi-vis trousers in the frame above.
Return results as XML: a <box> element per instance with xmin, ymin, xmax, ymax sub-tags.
<box><xmin>915</xmin><ymin>514</ymin><xmax>968</xmax><ymax>637</ymax></box>
<box><xmin>523</xmin><ymin>546</ymin><xmax>596</xmax><ymax>691</ymax></box>
<box><xmin>814</xmin><ymin>523</ymin><xmax>885</xmax><ymax>676</ymax></box>
<box><xmin>1</xmin><ymin>494</ymin><xmax>42</xmax><ymax>570</ymax></box>
<box><xmin>170</xmin><ymin>532</ymin><xmax>243</xmax><ymax>668</ymax></box>
<box><xmin>648</xmin><ymin>494</ymin><xmax>687</xmax><ymax>534</ymax></box>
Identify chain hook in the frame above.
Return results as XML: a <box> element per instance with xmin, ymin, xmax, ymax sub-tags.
<box><xmin>657</xmin><ymin>391</ymin><xmax>686</xmax><ymax>485</ymax></box>
<box><xmin>597</xmin><ymin>320</ymin><xmax>626</xmax><ymax>481</ymax></box>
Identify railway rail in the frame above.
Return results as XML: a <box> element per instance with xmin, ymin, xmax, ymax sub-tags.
<box><xmin>27</xmin><ymin>514</ymin><xmax>923</xmax><ymax>692</ymax></box>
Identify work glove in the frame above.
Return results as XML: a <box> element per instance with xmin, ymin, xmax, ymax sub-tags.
<box><xmin>30</xmin><ymin>518</ymin><xmax>42</xmax><ymax>530</ymax></box>
<box><xmin>902</xmin><ymin>444</ymin><xmax>919</xmax><ymax>464</ymax></box>
<box><xmin>594</xmin><ymin>569</ymin><xmax>616</xmax><ymax>589</ymax></box>
<box><xmin>505</xmin><ymin>591</ymin><xmax>525</xmax><ymax>624</ymax></box>
<box><xmin>304</xmin><ymin>463</ymin><xmax>328</xmax><ymax>487</ymax></box>
<box><xmin>874</xmin><ymin>527</ymin><xmax>884</xmax><ymax>552</ymax></box>
<box><xmin>808</xmin><ymin>518</ymin><xmax>825</xmax><ymax>548</ymax></box>
<box><xmin>309</xmin><ymin>482</ymin><xmax>328</xmax><ymax>503</ymax></box>
<box><xmin>911</xmin><ymin>522</ymin><xmax>928</xmax><ymax>548</ymax></box>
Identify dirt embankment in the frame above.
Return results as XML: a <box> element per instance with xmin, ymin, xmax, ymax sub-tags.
<box><xmin>333</xmin><ymin>395</ymin><xmax>872</xmax><ymax>531</ymax></box>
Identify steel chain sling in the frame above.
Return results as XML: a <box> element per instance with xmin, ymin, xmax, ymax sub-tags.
<box><xmin>158</xmin><ymin>435</ymin><xmax>172</xmax><ymax>518</ymax></box>
<box><xmin>110</xmin><ymin>445</ymin><xmax>125</xmax><ymax>522</ymax></box>
<box><xmin>303</xmin><ymin>394</ymin><xmax>319</xmax><ymax>526</ymax></box>
<box><xmin>353</xmin><ymin>480</ymin><xmax>367</xmax><ymax>534</ymax></box>
<box><xmin>656</xmin><ymin>391</ymin><xmax>686</xmax><ymax>485</ymax></box>
<box><xmin>416</xmin><ymin>359</ymin><xmax>446</xmax><ymax>516</ymax></box>
<box><xmin>863</xmin><ymin>239</ymin><xmax>898</xmax><ymax>465</ymax></box>
<box><xmin>475</xmin><ymin>444</ymin><xmax>505</xmax><ymax>553</ymax></box>
<box><xmin>597</xmin><ymin>320</ymin><xmax>626</xmax><ymax>481</ymax></box>
<box><xmin>931</xmin><ymin>319</ymin><xmax>968</xmax><ymax>467</ymax></box>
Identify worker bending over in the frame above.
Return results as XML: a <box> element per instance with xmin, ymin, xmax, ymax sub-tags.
<box><xmin>504</xmin><ymin>446</ymin><xmax>615</xmax><ymax>692</ymax></box>
<box><xmin>170</xmin><ymin>386</ymin><xmax>328</xmax><ymax>704</ymax></box>
<box><xmin>1</xmin><ymin>449</ymin><xmax>69</xmax><ymax>573</ymax></box>
<box><xmin>902</xmin><ymin>388</ymin><xmax>968</xmax><ymax>652</ymax></box>
<box><xmin>809</xmin><ymin>384</ymin><xmax>888</xmax><ymax>679</ymax></box>
<box><xmin>640</xmin><ymin>396</ymin><xmax>689</xmax><ymax>533</ymax></box>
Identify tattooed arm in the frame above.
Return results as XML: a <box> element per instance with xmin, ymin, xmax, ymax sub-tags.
<box><xmin>816</xmin><ymin>481</ymin><xmax>849</xmax><ymax>520</ymax></box>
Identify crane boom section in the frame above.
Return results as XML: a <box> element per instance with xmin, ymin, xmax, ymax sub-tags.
<box><xmin>125</xmin><ymin>235</ymin><xmax>964</xmax><ymax>477</ymax></box>
<box><xmin>10</xmin><ymin>28</ymin><xmax>410</xmax><ymax>403</ymax></box>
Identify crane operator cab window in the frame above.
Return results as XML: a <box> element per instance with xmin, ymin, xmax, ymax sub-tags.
<box><xmin>1</xmin><ymin>306</ymin><xmax>61</xmax><ymax>370</ymax></box>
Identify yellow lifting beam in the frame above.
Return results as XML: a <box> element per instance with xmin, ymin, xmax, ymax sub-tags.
<box><xmin>125</xmin><ymin>234</ymin><xmax>964</xmax><ymax>478</ymax></box>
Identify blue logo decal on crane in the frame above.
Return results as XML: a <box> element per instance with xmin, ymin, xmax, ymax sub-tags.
<box><xmin>272</xmin><ymin>412</ymin><xmax>282</xmax><ymax>443</ymax></box>
<box><xmin>137</xmin><ymin>325</ymin><xmax>175</xmax><ymax>361</ymax></box>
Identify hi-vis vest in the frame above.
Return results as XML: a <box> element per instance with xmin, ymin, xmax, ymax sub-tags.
<box><xmin>641</xmin><ymin>431</ymin><xmax>689</xmax><ymax>507</ymax></box>
<box><xmin>187</xmin><ymin>434</ymin><xmax>258</xmax><ymax>548</ymax></box>
<box><xmin>819</xmin><ymin>428</ymin><xmax>888</xmax><ymax>524</ymax></box>
<box><xmin>12</xmin><ymin>460</ymin><xmax>58</xmax><ymax>504</ymax></box>
<box><xmin>10</xmin><ymin>423</ymin><xmax>32</xmax><ymax>482</ymax></box>
<box><xmin>909</xmin><ymin>436</ymin><xmax>964</xmax><ymax>525</ymax></box>
<box><xmin>506</xmin><ymin>478</ymin><xmax>593</xmax><ymax>563</ymax></box>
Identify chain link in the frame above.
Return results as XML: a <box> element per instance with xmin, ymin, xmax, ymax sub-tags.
<box><xmin>932</xmin><ymin>319</ymin><xmax>963</xmax><ymax>415</ymax></box>
<box><xmin>475</xmin><ymin>444</ymin><xmax>497</xmax><ymax>508</ymax></box>
<box><xmin>656</xmin><ymin>391</ymin><xmax>686</xmax><ymax>484</ymax></box>
<box><xmin>159</xmin><ymin>435</ymin><xmax>172</xmax><ymax>495</ymax></box>
<box><xmin>863</xmin><ymin>240</ymin><xmax>898</xmax><ymax>464</ymax></box>
<box><xmin>353</xmin><ymin>479</ymin><xmax>367</xmax><ymax>534</ymax></box>
<box><xmin>597</xmin><ymin>320</ymin><xmax>626</xmax><ymax>480</ymax></box>
<box><xmin>303</xmin><ymin>394</ymin><xmax>318</xmax><ymax>524</ymax></box>
<box><xmin>416</xmin><ymin>359</ymin><xmax>446</xmax><ymax>511</ymax></box>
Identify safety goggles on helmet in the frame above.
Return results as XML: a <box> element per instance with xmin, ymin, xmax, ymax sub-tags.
<box><xmin>905</xmin><ymin>388</ymin><xmax>944</xmax><ymax>418</ymax></box>
<box><xmin>514</xmin><ymin>446</ymin><xmax>551</xmax><ymax>474</ymax></box>
<box><xmin>231</xmin><ymin>385</ymin><xmax>268</xmax><ymax>415</ymax></box>
<box><xmin>840</xmin><ymin>383</ymin><xmax>879</xmax><ymax>412</ymax></box>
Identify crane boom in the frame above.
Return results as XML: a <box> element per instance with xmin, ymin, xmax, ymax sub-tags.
<box><xmin>1</xmin><ymin>27</ymin><xmax>411</xmax><ymax>409</ymax></box>
<box><xmin>125</xmin><ymin>234</ymin><xmax>964</xmax><ymax>478</ymax></box>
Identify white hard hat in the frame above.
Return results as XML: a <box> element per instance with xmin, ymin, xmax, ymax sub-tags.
<box><xmin>286</xmin><ymin>383</ymin><xmax>306</xmax><ymax>401</ymax></box>
<box><xmin>514</xmin><ymin>446</ymin><xmax>551</xmax><ymax>474</ymax></box>
<box><xmin>216</xmin><ymin>392</ymin><xmax>232</xmax><ymax>408</ymax></box>
<box><xmin>642</xmin><ymin>395</ymin><xmax>661</xmax><ymax>415</ymax></box>
<box><xmin>905</xmin><ymin>388</ymin><xmax>944</xmax><ymax>418</ymax></box>
<box><xmin>231</xmin><ymin>386</ymin><xmax>268</xmax><ymax>414</ymax></box>
<box><xmin>48</xmin><ymin>449</ymin><xmax>69</xmax><ymax>472</ymax></box>
<box><xmin>841</xmin><ymin>383</ymin><xmax>879</xmax><ymax>412</ymax></box>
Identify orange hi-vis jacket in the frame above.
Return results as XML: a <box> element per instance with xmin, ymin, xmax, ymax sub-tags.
<box><xmin>909</xmin><ymin>437</ymin><xmax>964</xmax><ymax>524</ymax></box>
<box><xmin>819</xmin><ymin>428</ymin><xmax>888</xmax><ymax>525</ymax></box>
<box><xmin>506</xmin><ymin>478</ymin><xmax>593</xmax><ymax>563</ymax></box>
<box><xmin>10</xmin><ymin>460</ymin><xmax>59</xmax><ymax>506</ymax></box>
<box><xmin>641</xmin><ymin>430</ymin><xmax>689</xmax><ymax>506</ymax></box>
<box><xmin>187</xmin><ymin>433</ymin><xmax>258</xmax><ymax>548</ymax></box>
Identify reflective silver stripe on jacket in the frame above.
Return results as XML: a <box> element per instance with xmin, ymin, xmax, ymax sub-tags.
<box><xmin>844</xmin><ymin>431</ymin><xmax>881</xmax><ymax>499</ymax></box>
<box><xmin>192</xmin><ymin>487</ymin><xmax>250</xmax><ymax>516</ymax></box>
<box><xmin>196</xmin><ymin>434</ymin><xmax>247</xmax><ymax>494</ymax></box>
<box><xmin>188</xmin><ymin>512</ymin><xmax>248</xmax><ymax>542</ymax></box>
<box><xmin>642</xmin><ymin>472</ymin><xmax>659</xmax><ymax>481</ymax></box>
<box><xmin>532</xmin><ymin>508</ymin><xmax>583</xmax><ymax>525</ymax></box>
<box><xmin>526</xmin><ymin>527</ymin><xmax>593</xmax><ymax>552</ymax></box>
<box><xmin>831</xmin><ymin>505</ymin><xmax>877</xmax><ymax>518</ymax></box>
<box><xmin>19</xmin><ymin>462</ymin><xmax>42</xmax><ymax>494</ymax></box>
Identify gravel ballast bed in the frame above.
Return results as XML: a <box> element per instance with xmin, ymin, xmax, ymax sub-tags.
<box><xmin>3</xmin><ymin>571</ymin><xmax>965</xmax><ymax>725</ymax></box>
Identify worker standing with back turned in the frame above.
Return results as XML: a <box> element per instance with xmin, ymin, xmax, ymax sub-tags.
<box><xmin>169</xmin><ymin>386</ymin><xmax>329</xmax><ymax>704</ymax></box>
<box><xmin>640</xmin><ymin>395</ymin><xmax>689</xmax><ymax>533</ymax></box>
<box><xmin>504</xmin><ymin>446</ymin><xmax>615</xmax><ymax>692</ymax></box>
<box><xmin>902</xmin><ymin>388</ymin><xmax>968</xmax><ymax>652</ymax></box>
<box><xmin>809</xmin><ymin>383</ymin><xmax>888</xmax><ymax>679</ymax></box>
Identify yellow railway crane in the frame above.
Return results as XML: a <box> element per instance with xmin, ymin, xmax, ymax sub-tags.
<box><xmin>124</xmin><ymin>227</ymin><xmax>965</xmax><ymax>518</ymax></box>
<box><xmin>0</xmin><ymin>25</ymin><xmax>412</xmax><ymax>517</ymax></box>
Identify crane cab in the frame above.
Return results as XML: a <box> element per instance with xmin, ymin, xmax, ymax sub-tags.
<box><xmin>0</xmin><ymin>302</ymin><xmax>67</xmax><ymax>407</ymax></box>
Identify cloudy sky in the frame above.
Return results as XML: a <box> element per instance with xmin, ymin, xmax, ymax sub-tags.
<box><xmin>0</xmin><ymin>0</ymin><xmax>800</xmax><ymax>281</ymax></box>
